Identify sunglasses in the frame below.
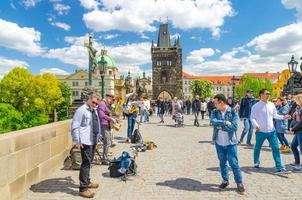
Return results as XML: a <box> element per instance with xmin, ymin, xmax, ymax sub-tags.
<box><xmin>92</xmin><ymin>101</ymin><xmax>98</xmax><ymax>105</ymax></box>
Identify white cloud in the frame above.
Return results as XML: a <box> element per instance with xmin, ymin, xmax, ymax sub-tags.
<box><xmin>101</xmin><ymin>34</ymin><xmax>119</xmax><ymax>40</ymax></box>
<box><xmin>0</xmin><ymin>56</ymin><xmax>28</xmax><ymax>79</ymax></box>
<box><xmin>0</xmin><ymin>18</ymin><xmax>44</xmax><ymax>55</ymax></box>
<box><xmin>140</xmin><ymin>33</ymin><xmax>150</xmax><ymax>40</ymax></box>
<box><xmin>20</xmin><ymin>0</ymin><xmax>41</xmax><ymax>8</ymax></box>
<box><xmin>45</xmin><ymin>35</ymin><xmax>151</xmax><ymax>70</ymax></box>
<box><xmin>53</xmin><ymin>3</ymin><xmax>71</xmax><ymax>15</ymax></box>
<box><xmin>80</xmin><ymin>0</ymin><xmax>100</xmax><ymax>10</ymax></box>
<box><xmin>40</xmin><ymin>67</ymin><xmax>70</xmax><ymax>75</ymax></box>
<box><xmin>82</xmin><ymin>0</ymin><xmax>234</xmax><ymax>38</ymax></box>
<box><xmin>170</xmin><ymin>33</ymin><xmax>180</xmax><ymax>42</ymax></box>
<box><xmin>185</xmin><ymin>22</ymin><xmax>302</xmax><ymax>75</ymax></box>
<box><xmin>50</xmin><ymin>21</ymin><xmax>71</xmax><ymax>31</ymax></box>
<box><xmin>282</xmin><ymin>0</ymin><xmax>302</xmax><ymax>21</ymax></box>
<box><xmin>186</xmin><ymin>48</ymin><xmax>215</xmax><ymax>65</ymax></box>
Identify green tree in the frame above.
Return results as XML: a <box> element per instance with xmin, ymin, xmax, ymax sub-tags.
<box><xmin>189</xmin><ymin>80</ymin><xmax>214</xmax><ymax>99</ymax></box>
<box><xmin>0</xmin><ymin>67</ymin><xmax>35</xmax><ymax>112</ymax></box>
<box><xmin>0</xmin><ymin>68</ymin><xmax>67</xmax><ymax>132</ymax></box>
<box><xmin>57</xmin><ymin>82</ymin><xmax>71</xmax><ymax>120</ymax></box>
<box><xmin>235</xmin><ymin>75</ymin><xmax>274</xmax><ymax>99</ymax></box>
<box><xmin>33</xmin><ymin>73</ymin><xmax>64</xmax><ymax>114</ymax></box>
<box><xmin>0</xmin><ymin>103</ymin><xmax>23</xmax><ymax>133</ymax></box>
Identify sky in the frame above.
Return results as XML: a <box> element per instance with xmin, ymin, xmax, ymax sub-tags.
<box><xmin>1</xmin><ymin>0</ymin><xmax>302</xmax><ymax>79</ymax></box>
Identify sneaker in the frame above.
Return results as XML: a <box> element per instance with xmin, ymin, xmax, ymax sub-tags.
<box><xmin>254</xmin><ymin>164</ymin><xmax>260</xmax><ymax>169</ymax></box>
<box><xmin>275</xmin><ymin>168</ymin><xmax>291</xmax><ymax>174</ymax></box>
<box><xmin>218</xmin><ymin>180</ymin><xmax>229</xmax><ymax>189</ymax></box>
<box><xmin>88</xmin><ymin>182</ymin><xmax>99</xmax><ymax>189</ymax></box>
<box><xmin>281</xmin><ymin>146</ymin><xmax>292</xmax><ymax>153</ymax></box>
<box><xmin>293</xmin><ymin>165</ymin><xmax>302</xmax><ymax>172</ymax></box>
<box><xmin>247</xmin><ymin>143</ymin><xmax>253</xmax><ymax>147</ymax></box>
<box><xmin>79</xmin><ymin>189</ymin><xmax>95</xmax><ymax>198</ymax></box>
<box><xmin>237</xmin><ymin>183</ymin><xmax>245</xmax><ymax>194</ymax></box>
<box><xmin>279</xmin><ymin>145</ymin><xmax>285</xmax><ymax>150</ymax></box>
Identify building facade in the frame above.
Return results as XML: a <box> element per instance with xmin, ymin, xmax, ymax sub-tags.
<box><xmin>183</xmin><ymin>71</ymin><xmax>287</xmax><ymax>99</ymax></box>
<box><xmin>56</xmin><ymin>51</ymin><xmax>118</xmax><ymax>102</ymax></box>
<box><xmin>182</xmin><ymin>72</ymin><xmax>237</xmax><ymax>99</ymax></box>
<box><xmin>151</xmin><ymin>23</ymin><xmax>183</xmax><ymax>100</ymax></box>
<box><xmin>57</xmin><ymin>70</ymin><xmax>115</xmax><ymax>102</ymax></box>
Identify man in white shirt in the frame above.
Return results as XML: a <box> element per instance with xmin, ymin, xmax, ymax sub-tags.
<box><xmin>251</xmin><ymin>89</ymin><xmax>291</xmax><ymax>174</ymax></box>
<box><xmin>211</xmin><ymin>94</ymin><xmax>245</xmax><ymax>194</ymax></box>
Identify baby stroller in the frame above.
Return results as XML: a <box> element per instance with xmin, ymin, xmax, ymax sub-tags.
<box><xmin>174</xmin><ymin>112</ymin><xmax>184</xmax><ymax>127</ymax></box>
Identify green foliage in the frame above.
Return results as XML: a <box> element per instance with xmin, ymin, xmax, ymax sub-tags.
<box><xmin>235</xmin><ymin>75</ymin><xmax>274</xmax><ymax>99</ymax></box>
<box><xmin>0</xmin><ymin>67</ymin><xmax>72</xmax><ymax>133</ymax></box>
<box><xmin>0</xmin><ymin>103</ymin><xmax>24</xmax><ymax>134</ymax></box>
<box><xmin>189</xmin><ymin>80</ymin><xmax>214</xmax><ymax>99</ymax></box>
<box><xmin>0</xmin><ymin>67</ymin><xmax>35</xmax><ymax>112</ymax></box>
<box><xmin>57</xmin><ymin>82</ymin><xmax>72</xmax><ymax>121</ymax></box>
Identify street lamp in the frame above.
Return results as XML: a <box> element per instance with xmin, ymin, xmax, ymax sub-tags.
<box><xmin>99</xmin><ymin>49</ymin><xmax>107</xmax><ymax>99</ymax></box>
<box><xmin>288</xmin><ymin>55</ymin><xmax>298</xmax><ymax>95</ymax></box>
<box><xmin>231</xmin><ymin>75</ymin><xmax>239</xmax><ymax>99</ymax></box>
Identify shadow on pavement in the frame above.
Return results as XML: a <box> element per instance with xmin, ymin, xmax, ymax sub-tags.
<box><xmin>30</xmin><ymin>176</ymin><xmax>78</xmax><ymax>196</ymax></box>
<box><xmin>198</xmin><ymin>141</ymin><xmax>213</xmax><ymax>144</ymax></box>
<box><xmin>207</xmin><ymin>166</ymin><xmax>289</xmax><ymax>178</ymax></box>
<box><xmin>156</xmin><ymin>178</ymin><xmax>236</xmax><ymax>192</ymax></box>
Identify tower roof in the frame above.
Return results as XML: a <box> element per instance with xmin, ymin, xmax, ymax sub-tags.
<box><xmin>157</xmin><ymin>23</ymin><xmax>171</xmax><ymax>47</ymax></box>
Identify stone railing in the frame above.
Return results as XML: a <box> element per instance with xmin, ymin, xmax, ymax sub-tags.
<box><xmin>0</xmin><ymin>120</ymin><xmax>72</xmax><ymax>200</ymax></box>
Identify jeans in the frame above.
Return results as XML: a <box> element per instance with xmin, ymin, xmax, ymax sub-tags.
<box><xmin>194</xmin><ymin>111</ymin><xmax>200</xmax><ymax>125</ymax></box>
<box><xmin>277</xmin><ymin>132</ymin><xmax>289</xmax><ymax>146</ymax></box>
<box><xmin>79</xmin><ymin>144</ymin><xmax>96</xmax><ymax>192</ymax></box>
<box><xmin>215</xmin><ymin>144</ymin><xmax>243</xmax><ymax>183</ymax></box>
<box><xmin>291</xmin><ymin>132</ymin><xmax>302</xmax><ymax>165</ymax></box>
<box><xmin>200</xmin><ymin>111</ymin><xmax>205</xmax><ymax>120</ymax></box>
<box><xmin>240</xmin><ymin>118</ymin><xmax>254</xmax><ymax>144</ymax></box>
<box><xmin>187</xmin><ymin>107</ymin><xmax>191</xmax><ymax>115</ymax></box>
<box><xmin>254</xmin><ymin>131</ymin><xmax>284</xmax><ymax>170</ymax></box>
<box><xmin>127</xmin><ymin>114</ymin><xmax>136</xmax><ymax>139</ymax></box>
<box><xmin>159</xmin><ymin>113</ymin><xmax>164</xmax><ymax>122</ymax></box>
<box><xmin>101</xmin><ymin>125</ymin><xmax>111</xmax><ymax>161</ymax></box>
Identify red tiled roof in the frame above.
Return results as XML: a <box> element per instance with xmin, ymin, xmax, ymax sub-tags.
<box><xmin>182</xmin><ymin>71</ymin><xmax>281</xmax><ymax>85</ymax></box>
<box><xmin>182</xmin><ymin>72</ymin><xmax>241</xmax><ymax>85</ymax></box>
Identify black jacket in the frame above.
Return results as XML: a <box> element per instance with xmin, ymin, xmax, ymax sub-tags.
<box><xmin>239</xmin><ymin>96</ymin><xmax>257</xmax><ymax>118</ymax></box>
<box><xmin>192</xmin><ymin>99</ymin><xmax>201</xmax><ymax>111</ymax></box>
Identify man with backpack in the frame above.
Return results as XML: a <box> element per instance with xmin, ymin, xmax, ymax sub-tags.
<box><xmin>71</xmin><ymin>93</ymin><xmax>100</xmax><ymax>198</ymax></box>
<box><xmin>211</xmin><ymin>94</ymin><xmax>245</xmax><ymax>194</ymax></box>
<box><xmin>97</xmin><ymin>93</ymin><xmax>116</xmax><ymax>165</ymax></box>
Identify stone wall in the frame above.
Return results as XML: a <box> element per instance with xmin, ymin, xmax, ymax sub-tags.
<box><xmin>0</xmin><ymin>120</ymin><xmax>72</xmax><ymax>200</ymax></box>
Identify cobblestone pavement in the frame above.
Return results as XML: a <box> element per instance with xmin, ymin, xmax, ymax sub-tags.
<box><xmin>21</xmin><ymin>114</ymin><xmax>302</xmax><ymax>200</ymax></box>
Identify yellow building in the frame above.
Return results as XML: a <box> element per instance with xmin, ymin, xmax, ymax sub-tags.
<box><xmin>272</xmin><ymin>69</ymin><xmax>290</xmax><ymax>97</ymax></box>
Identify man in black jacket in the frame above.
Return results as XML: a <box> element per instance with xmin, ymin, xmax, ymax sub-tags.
<box><xmin>192</xmin><ymin>95</ymin><xmax>201</xmax><ymax>126</ymax></box>
<box><xmin>239</xmin><ymin>89</ymin><xmax>257</xmax><ymax>145</ymax></box>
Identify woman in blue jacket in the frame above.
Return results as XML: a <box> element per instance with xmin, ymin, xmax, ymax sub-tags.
<box><xmin>275</xmin><ymin>97</ymin><xmax>290</xmax><ymax>152</ymax></box>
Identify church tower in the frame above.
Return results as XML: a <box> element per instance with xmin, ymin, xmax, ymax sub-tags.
<box><xmin>151</xmin><ymin>23</ymin><xmax>183</xmax><ymax>100</ymax></box>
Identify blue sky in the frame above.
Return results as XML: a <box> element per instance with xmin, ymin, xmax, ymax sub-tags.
<box><xmin>0</xmin><ymin>0</ymin><xmax>302</xmax><ymax>78</ymax></box>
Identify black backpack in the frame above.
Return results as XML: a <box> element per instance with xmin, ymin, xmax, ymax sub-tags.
<box><xmin>109</xmin><ymin>159</ymin><xmax>123</xmax><ymax>177</ymax></box>
<box><xmin>131</xmin><ymin>129</ymin><xmax>143</xmax><ymax>144</ymax></box>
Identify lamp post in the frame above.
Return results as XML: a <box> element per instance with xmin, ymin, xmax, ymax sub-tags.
<box><xmin>288</xmin><ymin>55</ymin><xmax>298</xmax><ymax>95</ymax></box>
<box><xmin>99</xmin><ymin>49</ymin><xmax>107</xmax><ymax>99</ymax></box>
<box><xmin>231</xmin><ymin>75</ymin><xmax>239</xmax><ymax>99</ymax></box>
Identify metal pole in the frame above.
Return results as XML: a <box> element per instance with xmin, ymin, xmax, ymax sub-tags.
<box><xmin>101</xmin><ymin>75</ymin><xmax>104</xmax><ymax>99</ymax></box>
<box><xmin>291</xmin><ymin>73</ymin><xmax>294</xmax><ymax>95</ymax></box>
